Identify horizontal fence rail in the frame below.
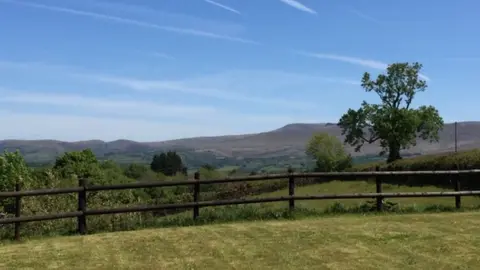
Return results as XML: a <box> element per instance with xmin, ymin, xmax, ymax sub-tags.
<box><xmin>1</xmin><ymin>169</ymin><xmax>479</xmax><ymax>241</ymax></box>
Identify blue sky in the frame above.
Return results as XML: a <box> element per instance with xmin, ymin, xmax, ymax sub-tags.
<box><xmin>0</xmin><ymin>0</ymin><xmax>478</xmax><ymax>141</ymax></box>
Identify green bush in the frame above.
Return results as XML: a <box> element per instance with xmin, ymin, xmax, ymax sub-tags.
<box><xmin>350</xmin><ymin>150</ymin><xmax>480</xmax><ymax>189</ymax></box>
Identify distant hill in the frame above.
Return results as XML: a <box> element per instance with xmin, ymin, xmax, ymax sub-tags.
<box><xmin>1</xmin><ymin>122</ymin><xmax>479</xmax><ymax>166</ymax></box>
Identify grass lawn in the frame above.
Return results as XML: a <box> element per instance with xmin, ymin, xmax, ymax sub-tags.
<box><xmin>252</xmin><ymin>180</ymin><xmax>480</xmax><ymax>210</ymax></box>
<box><xmin>1</xmin><ymin>212</ymin><xmax>480</xmax><ymax>269</ymax></box>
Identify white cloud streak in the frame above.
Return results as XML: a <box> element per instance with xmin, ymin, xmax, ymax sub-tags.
<box><xmin>348</xmin><ymin>8</ymin><xmax>382</xmax><ymax>24</ymax></box>
<box><xmin>0</xmin><ymin>60</ymin><xmax>360</xmax><ymax>109</ymax></box>
<box><xmin>0</xmin><ymin>91</ymin><xmax>218</xmax><ymax>118</ymax></box>
<box><xmin>82</xmin><ymin>74</ymin><xmax>316</xmax><ymax>109</ymax></box>
<box><xmin>297</xmin><ymin>51</ymin><xmax>431</xmax><ymax>81</ymax></box>
<box><xmin>82</xmin><ymin>0</ymin><xmax>245</xmax><ymax>34</ymax></box>
<box><xmin>204</xmin><ymin>0</ymin><xmax>241</xmax><ymax>15</ymax></box>
<box><xmin>0</xmin><ymin>90</ymin><xmax>318</xmax><ymax>141</ymax></box>
<box><xmin>0</xmin><ymin>110</ymin><xmax>220</xmax><ymax>141</ymax></box>
<box><xmin>0</xmin><ymin>0</ymin><xmax>257</xmax><ymax>44</ymax></box>
<box><xmin>152</xmin><ymin>52</ymin><xmax>175</xmax><ymax>60</ymax></box>
<box><xmin>444</xmin><ymin>57</ymin><xmax>480</xmax><ymax>62</ymax></box>
<box><xmin>279</xmin><ymin>0</ymin><xmax>317</xmax><ymax>14</ymax></box>
<box><xmin>0</xmin><ymin>110</ymin><xmax>318</xmax><ymax>141</ymax></box>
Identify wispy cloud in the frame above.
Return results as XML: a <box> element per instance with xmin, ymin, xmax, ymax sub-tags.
<box><xmin>0</xmin><ymin>90</ymin><xmax>217</xmax><ymax>119</ymax></box>
<box><xmin>0</xmin><ymin>89</ymin><xmax>318</xmax><ymax>141</ymax></box>
<box><xmin>0</xmin><ymin>0</ymin><xmax>257</xmax><ymax>44</ymax></box>
<box><xmin>82</xmin><ymin>74</ymin><xmax>316</xmax><ymax>109</ymax></box>
<box><xmin>0</xmin><ymin>60</ymin><xmax>79</xmax><ymax>71</ymax></box>
<box><xmin>0</xmin><ymin>109</ymin><xmax>318</xmax><ymax>141</ymax></box>
<box><xmin>204</xmin><ymin>0</ymin><xmax>241</xmax><ymax>15</ymax></box>
<box><xmin>296</xmin><ymin>51</ymin><xmax>431</xmax><ymax>81</ymax></box>
<box><xmin>0</xmin><ymin>60</ymin><xmax>360</xmax><ymax>109</ymax></box>
<box><xmin>152</xmin><ymin>52</ymin><xmax>175</xmax><ymax>60</ymax></box>
<box><xmin>81</xmin><ymin>0</ymin><xmax>245</xmax><ymax>35</ymax></box>
<box><xmin>300</xmin><ymin>52</ymin><xmax>388</xmax><ymax>69</ymax></box>
<box><xmin>279</xmin><ymin>0</ymin><xmax>317</xmax><ymax>14</ymax></box>
<box><xmin>444</xmin><ymin>57</ymin><xmax>480</xmax><ymax>62</ymax></box>
<box><xmin>347</xmin><ymin>7</ymin><xmax>382</xmax><ymax>24</ymax></box>
<box><xmin>0</xmin><ymin>110</ymin><xmax>224</xmax><ymax>141</ymax></box>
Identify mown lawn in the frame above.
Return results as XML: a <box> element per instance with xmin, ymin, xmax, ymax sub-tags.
<box><xmin>252</xmin><ymin>180</ymin><xmax>480</xmax><ymax>210</ymax></box>
<box><xmin>1</xmin><ymin>212</ymin><xmax>480</xmax><ymax>269</ymax></box>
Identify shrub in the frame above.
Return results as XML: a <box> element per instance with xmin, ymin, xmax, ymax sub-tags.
<box><xmin>350</xmin><ymin>150</ymin><xmax>480</xmax><ymax>189</ymax></box>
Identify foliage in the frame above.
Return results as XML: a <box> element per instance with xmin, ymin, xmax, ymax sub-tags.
<box><xmin>53</xmin><ymin>149</ymin><xmax>103</xmax><ymax>182</ymax></box>
<box><xmin>0</xmin><ymin>151</ymin><xmax>33</xmax><ymax>212</ymax></box>
<box><xmin>354</xmin><ymin>149</ymin><xmax>480</xmax><ymax>172</ymax></box>
<box><xmin>201</xmin><ymin>164</ymin><xmax>216</xmax><ymax>171</ymax></box>
<box><xmin>305</xmin><ymin>132</ymin><xmax>352</xmax><ymax>172</ymax></box>
<box><xmin>338</xmin><ymin>62</ymin><xmax>444</xmax><ymax>163</ymax></box>
<box><xmin>123</xmin><ymin>163</ymin><xmax>150</xmax><ymax>180</ymax></box>
<box><xmin>350</xmin><ymin>149</ymin><xmax>480</xmax><ymax>190</ymax></box>
<box><xmin>150</xmin><ymin>151</ymin><xmax>187</xmax><ymax>176</ymax></box>
<box><xmin>4</xmin><ymin>145</ymin><xmax>480</xmax><ymax>241</ymax></box>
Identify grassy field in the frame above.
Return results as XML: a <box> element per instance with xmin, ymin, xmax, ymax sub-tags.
<box><xmin>217</xmin><ymin>165</ymin><xmax>240</xmax><ymax>172</ymax></box>
<box><xmin>251</xmin><ymin>180</ymin><xmax>480</xmax><ymax>210</ymax></box>
<box><xmin>2</xmin><ymin>212</ymin><xmax>480</xmax><ymax>269</ymax></box>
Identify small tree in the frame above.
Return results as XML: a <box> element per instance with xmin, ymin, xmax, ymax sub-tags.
<box><xmin>0</xmin><ymin>151</ymin><xmax>33</xmax><ymax>213</ymax></box>
<box><xmin>305</xmin><ymin>133</ymin><xmax>352</xmax><ymax>172</ymax></box>
<box><xmin>53</xmin><ymin>149</ymin><xmax>103</xmax><ymax>181</ymax></box>
<box><xmin>338</xmin><ymin>62</ymin><xmax>444</xmax><ymax>163</ymax></box>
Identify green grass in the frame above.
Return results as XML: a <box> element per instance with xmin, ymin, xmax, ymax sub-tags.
<box><xmin>251</xmin><ymin>180</ymin><xmax>480</xmax><ymax>210</ymax></box>
<box><xmin>217</xmin><ymin>165</ymin><xmax>240</xmax><ymax>172</ymax></box>
<box><xmin>149</xmin><ymin>179</ymin><xmax>480</xmax><ymax>228</ymax></box>
<box><xmin>2</xmin><ymin>212</ymin><xmax>480</xmax><ymax>269</ymax></box>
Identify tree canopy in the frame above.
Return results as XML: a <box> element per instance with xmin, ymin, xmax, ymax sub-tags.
<box><xmin>305</xmin><ymin>133</ymin><xmax>352</xmax><ymax>172</ymax></box>
<box><xmin>338</xmin><ymin>62</ymin><xmax>444</xmax><ymax>163</ymax></box>
<box><xmin>150</xmin><ymin>151</ymin><xmax>187</xmax><ymax>176</ymax></box>
<box><xmin>53</xmin><ymin>149</ymin><xmax>102</xmax><ymax>181</ymax></box>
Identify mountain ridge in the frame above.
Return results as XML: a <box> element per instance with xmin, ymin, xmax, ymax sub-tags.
<box><xmin>1</xmin><ymin>122</ymin><xmax>479</xmax><ymax>165</ymax></box>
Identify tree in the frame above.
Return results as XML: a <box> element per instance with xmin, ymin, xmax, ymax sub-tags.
<box><xmin>124</xmin><ymin>163</ymin><xmax>150</xmax><ymax>180</ymax></box>
<box><xmin>305</xmin><ymin>133</ymin><xmax>352</xmax><ymax>172</ymax></box>
<box><xmin>0</xmin><ymin>151</ymin><xmax>33</xmax><ymax>213</ymax></box>
<box><xmin>150</xmin><ymin>151</ymin><xmax>186</xmax><ymax>176</ymax></box>
<box><xmin>53</xmin><ymin>149</ymin><xmax>102</xmax><ymax>180</ymax></box>
<box><xmin>338</xmin><ymin>62</ymin><xmax>444</xmax><ymax>163</ymax></box>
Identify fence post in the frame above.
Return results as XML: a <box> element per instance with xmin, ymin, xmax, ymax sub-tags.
<box><xmin>375</xmin><ymin>166</ymin><xmax>383</xmax><ymax>211</ymax></box>
<box><xmin>288</xmin><ymin>167</ymin><xmax>295</xmax><ymax>210</ymax></box>
<box><xmin>454</xmin><ymin>174</ymin><xmax>461</xmax><ymax>209</ymax></box>
<box><xmin>193</xmin><ymin>171</ymin><xmax>200</xmax><ymax>220</ymax></box>
<box><xmin>14</xmin><ymin>183</ymin><xmax>21</xmax><ymax>241</ymax></box>
<box><xmin>77</xmin><ymin>178</ymin><xmax>87</xmax><ymax>235</ymax></box>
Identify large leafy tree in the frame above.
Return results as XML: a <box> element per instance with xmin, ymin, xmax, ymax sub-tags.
<box><xmin>338</xmin><ymin>62</ymin><xmax>444</xmax><ymax>163</ymax></box>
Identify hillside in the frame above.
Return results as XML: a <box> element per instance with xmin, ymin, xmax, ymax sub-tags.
<box><xmin>1</xmin><ymin>122</ymin><xmax>479</xmax><ymax>165</ymax></box>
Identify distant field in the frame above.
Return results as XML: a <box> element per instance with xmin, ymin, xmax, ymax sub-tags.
<box><xmin>2</xmin><ymin>212</ymin><xmax>480</xmax><ymax>269</ymax></box>
<box><xmin>216</xmin><ymin>165</ymin><xmax>240</xmax><ymax>172</ymax></box>
<box><xmin>251</xmin><ymin>180</ymin><xmax>480</xmax><ymax>210</ymax></box>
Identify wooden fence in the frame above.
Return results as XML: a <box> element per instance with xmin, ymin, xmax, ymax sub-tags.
<box><xmin>2</xmin><ymin>169</ymin><xmax>480</xmax><ymax>241</ymax></box>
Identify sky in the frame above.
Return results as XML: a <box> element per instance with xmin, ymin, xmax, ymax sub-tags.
<box><xmin>0</xmin><ymin>0</ymin><xmax>479</xmax><ymax>141</ymax></box>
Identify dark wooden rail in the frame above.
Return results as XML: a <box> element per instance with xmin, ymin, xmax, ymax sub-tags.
<box><xmin>1</xmin><ymin>169</ymin><xmax>479</xmax><ymax>241</ymax></box>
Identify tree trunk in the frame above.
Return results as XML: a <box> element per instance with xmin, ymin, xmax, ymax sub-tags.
<box><xmin>387</xmin><ymin>143</ymin><xmax>402</xmax><ymax>163</ymax></box>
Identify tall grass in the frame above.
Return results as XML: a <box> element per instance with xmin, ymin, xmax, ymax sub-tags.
<box><xmin>3</xmin><ymin>198</ymin><xmax>478</xmax><ymax>241</ymax></box>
